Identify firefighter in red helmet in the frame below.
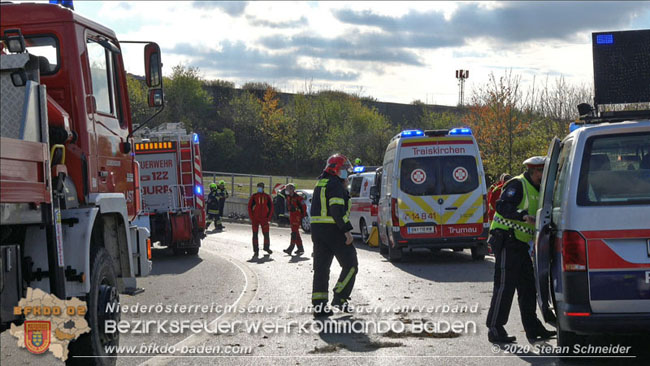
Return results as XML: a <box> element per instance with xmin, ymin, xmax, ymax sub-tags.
<box><xmin>283</xmin><ymin>183</ymin><xmax>307</xmax><ymax>256</ymax></box>
<box><xmin>248</xmin><ymin>182</ymin><xmax>274</xmax><ymax>258</ymax></box>
<box><xmin>311</xmin><ymin>154</ymin><xmax>357</xmax><ymax>317</ymax></box>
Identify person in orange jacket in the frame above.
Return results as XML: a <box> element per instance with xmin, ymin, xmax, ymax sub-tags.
<box><xmin>283</xmin><ymin>183</ymin><xmax>307</xmax><ymax>256</ymax></box>
<box><xmin>248</xmin><ymin>182</ymin><xmax>274</xmax><ymax>257</ymax></box>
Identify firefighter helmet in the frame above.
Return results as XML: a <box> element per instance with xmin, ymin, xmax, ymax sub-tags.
<box><xmin>209</xmin><ymin>183</ymin><xmax>217</xmax><ymax>190</ymax></box>
<box><xmin>323</xmin><ymin>154</ymin><xmax>352</xmax><ymax>178</ymax></box>
<box><xmin>218</xmin><ymin>180</ymin><xmax>225</xmax><ymax>186</ymax></box>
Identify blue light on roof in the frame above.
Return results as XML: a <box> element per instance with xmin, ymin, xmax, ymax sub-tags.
<box><xmin>50</xmin><ymin>0</ymin><xmax>74</xmax><ymax>10</ymax></box>
<box><xmin>193</xmin><ymin>133</ymin><xmax>199</xmax><ymax>143</ymax></box>
<box><xmin>353</xmin><ymin>166</ymin><xmax>365</xmax><ymax>173</ymax></box>
<box><xmin>596</xmin><ymin>34</ymin><xmax>613</xmax><ymax>45</ymax></box>
<box><xmin>401</xmin><ymin>129</ymin><xmax>424</xmax><ymax>138</ymax></box>
<box><xmin>195</xmin><ymin>185</ymin><xmax>203</xmax><ymax>195</ymax></box>
<box><xmin>569</xmin><ymin>122</ymin><xmax>582</xmax><ymax>133</ymax></box>
<box><xmin>449</xmin><ymin>127</ymin><xmax>472</xmax><ymax>135</ymax></box>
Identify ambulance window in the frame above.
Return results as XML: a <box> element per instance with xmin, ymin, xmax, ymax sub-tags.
<box><xmin>400</xmin><ymin>157</ymin><xmax>437</xmax><ymax>196</ymax></box>
<box><xmin>552</xmin><ymin>139</ymin><xmax>574</xmax><ymax>208</ymax></box>
<box><xmin>577</xmin><ymin>132</ymin><xmax>650</xmax><ymax>206</ymax></box>
<box><xmin>440</xmin><ymin>156</ymin><xmax>479</xmax><ymax>195</ymax></box>
<box><xmin>350</xmin><ymin>177</ymin><xmax>362</xmax><ymax>198</ymax></box>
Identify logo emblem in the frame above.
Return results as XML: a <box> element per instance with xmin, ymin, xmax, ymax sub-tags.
<box><xmin>411</xmin><ymin>169</ymin><xmax>426</xmax><ymax>185</ymax></box>
<box><xmin>452</xmin><ymin>167</ymin><xmax>468</xmax><ymax>183</ymax></box>
<box><xmin>25</xmin><ymin>321</ymin><xmax>51</xmax><ymax>354</ymax></box>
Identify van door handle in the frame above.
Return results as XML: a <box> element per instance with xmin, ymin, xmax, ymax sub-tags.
<box><xmin>445</xmin><ymin>207</ymin><xmax>458</xmax><ymax>211</ymax></box>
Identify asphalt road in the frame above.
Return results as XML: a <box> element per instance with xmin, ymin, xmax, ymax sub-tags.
<box><xmin>2</xmin><ymin>223</ymin><xmax>647</xmax><ymax>365</ymax></box>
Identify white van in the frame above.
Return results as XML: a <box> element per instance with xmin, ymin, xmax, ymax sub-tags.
<box><xmin>534</xmin><ymin>120</ymin><xmax>650</xmax><ymax>348</ymax></box>
<box><xmin>376</xmin><ymin>128</ymin><xmax>489</xmax><ymax>262</ymax></box>
<box><xmin>348</xmin><ymin>167</ymin><xmax>379</xmax><ymax>242</ymax></box>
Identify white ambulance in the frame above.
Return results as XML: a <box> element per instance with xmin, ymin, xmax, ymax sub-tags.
<box><xmin>348</xmin><ymin>166</ymin><xmax>379</xmax><ymax>242</ymax></box>
<box><xmin>376</xmin><ymin>128</ymin><xmax>489</xmax><ymax>262</ymax></box>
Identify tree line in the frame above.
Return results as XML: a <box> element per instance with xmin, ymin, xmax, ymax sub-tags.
<box><xmin>128</xmin><ymin>65</ymin><xmax>597</xmax><ymax>182</ymax></box>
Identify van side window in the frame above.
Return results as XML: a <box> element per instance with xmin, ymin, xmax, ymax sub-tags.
<box><xmin>577</xmin><ymin>132</ymin><xmax>650</xmax><ymax>206</ymax></box>
<box><xmin>552</xmin><ymin>139</ymin><xmax>573</xmax><ymax>208</ymax></box>
<box><xmin>350</xmin><ymin>177</ymin><xmax>362</xmax><ymax>198</ymax></box>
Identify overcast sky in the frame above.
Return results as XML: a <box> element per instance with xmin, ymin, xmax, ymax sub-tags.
<box><xmin>69</xmin><ymin>1</ymin><xmax>650</xmax><ymax>106</ymax></box>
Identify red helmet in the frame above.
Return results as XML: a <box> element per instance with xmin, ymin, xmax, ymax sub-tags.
<box><xmin>324</xmin><ymin>154</ymin><xmax>352</xmax><ymax>177</ymax></box>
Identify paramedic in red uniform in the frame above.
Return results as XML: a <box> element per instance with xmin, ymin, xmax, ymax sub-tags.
<box><xmin>248</xmin><ymin>182</ymin><xmax>274</xmax><ymax>257</ymax></box>
<box><xmin>283</xmin><ymin>183</ymin><xmax>307</xmax><ymax>256</ymax></box>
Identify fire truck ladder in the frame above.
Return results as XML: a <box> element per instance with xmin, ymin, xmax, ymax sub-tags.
<box><xmin>176</xmin><ymin>135</ymin><xmax>198</xmax><ymax>211</ymax></box>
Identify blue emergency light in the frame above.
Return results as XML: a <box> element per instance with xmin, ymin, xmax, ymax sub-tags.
<box><xmin>195</xmin><ymin>185</ymin><xmax>203</xmax><ymax>195</ymax></box>
<box><xmin>401</xmin><ymin>129</ymin><xmax>424</xmax><ymax>138</ymax></box>
<box><xmin>596</xmin><ymin>34</ymin><xmax>614</xmax><ymax>45</ymax></box>
<box><xmin>569</xmin><ymin>122</ymin><xmax>582</xmax><ymax>132</ymax></box>
<box><xmin>193</xmin><ymin>133</ymin><xmax>199</xmax><ymax>143</ymax></box>
<box><xmin>353</xmin><ymin>166</ymin><xmax>365</xmax><ymax>173</ymax></box>
<box><xmin>49</xmin><ymin>0</ymin><xmax>74</xmax><ymax>10</ymax></box>
<box><xmin>449</xmin><ymin>127</ymin><xmax>472</xmax><ymax>135</ymax></box>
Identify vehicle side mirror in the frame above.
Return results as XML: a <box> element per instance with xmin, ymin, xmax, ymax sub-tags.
<box><xmin>148</xmin><ymin>89</ymin><xmax>163</xmax><ymax>107</ymax></box>
<box><xmin>369</xmin><ymin>186</ymin><xmax>379</xmax><ymax>203</ymax></box>
<box><xmin>144</xmin><ymin>42</ymin><xmax>162</xmax><ymax>88</ymax></box>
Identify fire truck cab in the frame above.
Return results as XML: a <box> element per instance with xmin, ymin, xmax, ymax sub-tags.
<box><xmin>1</xmin><ymin>1</ymin><xmax>161</xmax><ymax>362</ymax></box>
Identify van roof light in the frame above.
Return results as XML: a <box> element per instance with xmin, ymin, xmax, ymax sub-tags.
<box><xmin>353</xmin><ymin>166</ymin><xmax>365</xmax><ymax>173</ymax></box>
<box><xmin>401</xmin><ymin>129</ymin><xmax>424</xmax><ymax>138</ymax></box>
<box><xmin>449</xmin><ymin>127</ymin><xmax>472</xmax><ymax>135</ymax></box>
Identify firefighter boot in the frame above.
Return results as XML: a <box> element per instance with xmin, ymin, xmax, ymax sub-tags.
<box><xmin>263</xmin><ymin>232</ymin><xmax>272</xmax><ymax>254</ymax></box>
<box><xmin>312</xmin><ymin>301</ymin><xmax>333</xmax><ymax>318</ymax></box>
<box><xmin>294</xmin><ymin>234</ymin><xmax>304</xmax><ymax>255</ymax></box>
<box><xmin>284</xmin><ymin>233</ymin><xmax>297</xmax><ymax>255</ymax></box>
<box><xmin>331</xmin><ymin>296</ymin><xmax>352</xmax><ymax>313</ymax></box>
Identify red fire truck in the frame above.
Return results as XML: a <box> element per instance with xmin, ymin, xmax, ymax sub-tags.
<box><xmin>1</xmin><ymin>1</ymin><xmax>160</xmax><ymax>362</ymax></box>
<box><xmin>134</xmin><ymin>123</ymin><xmax>206</xmax><ymax>255</ymax></box>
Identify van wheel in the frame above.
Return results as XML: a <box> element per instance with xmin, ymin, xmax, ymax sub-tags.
<box><xmin>388</xmin><ymin>243</ymin><xmax>402</xmax><ymax>262</ymax></box>
<box><xmin>360</xmin><ymin>219</ymin><xmax>369</xmax><ymax>243</ymax></box>
<box><xmin>471</xmin><ymin>247</ymin><xmax>485</xmax><ymax>261</ymax></box>
<box><xmin>67</xmin><ymin>248</ymin><xmax>119</xmax><ymax>366</ymax></box>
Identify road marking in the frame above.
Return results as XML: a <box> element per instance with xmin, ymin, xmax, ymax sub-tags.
<box><xmin>139</xmin><ymin>249</ymin><xmax>258</xmax><ymax>366</ymax></box>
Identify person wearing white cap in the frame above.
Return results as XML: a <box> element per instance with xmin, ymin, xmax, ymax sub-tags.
<box><xmin>485</xmin><ymin>156</ymin><xmax>556</xmax><ymax>344</ymax></box>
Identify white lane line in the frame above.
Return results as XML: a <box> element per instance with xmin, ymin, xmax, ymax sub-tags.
<box><xmin>139</xmin><ymin>249</ymin><xmax>258</xmax><ymax>366</ymax></box>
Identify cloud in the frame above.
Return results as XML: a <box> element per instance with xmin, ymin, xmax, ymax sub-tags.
<box><xmin>246</xmin><ymin>15</ymin><xmax>308</xmax><ymax>29</ymax></box>
<box><xmin>192</xmin><ymin>1</ymin><xmax>248</xmax><ymax>17</ymax></box>
<box><xmin>165</xmin><ymin>42</ymin><xmax>359</xmax><ymax>81</ymax></box>
<box><xmin>333</xmin><ymin>2</ymin><xmax>649</xmax><ymax>45</ymax></box>
<box><xmin>259</xmin><ymin>34</ymin><xmax>425</xmax><ymax>65</ymax></box>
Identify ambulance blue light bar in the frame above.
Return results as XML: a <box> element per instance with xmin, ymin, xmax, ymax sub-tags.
<box><xmin>353</xmin><ymin>166</ymin><xmax>365</xmax><ymax>173</ymax></box>
<box><xmin>195</xmin><ymin>185</ymin><xmax>203</xmax><ymax>195</ymax></box>
<box><xmin>49</xmin><ymin>0</ymin><xmax>74</xmax><ymax>10</ymax></box>
<box><xmin>401</xmin><ymin>129</ymin><xmax>424</xmax><ymax>137</ymax></box>
<box><xmin>596</xmin><ymin>34</ymin><xmax>614</xmax><ymax>45</ymax></box>
<box><xmin>449</xmin><ymin>127</ymin><xmax>472</xmax><ymax>135</ymax></box>
<box><xmin>193</xmin><ymin>133</ymin><xmax>199</xmax><ymax>143</ymax></box>
<box><xmin>569</xmin><ymin>122</ymin><xmax>582</xmax><ymax>132</ymax></box>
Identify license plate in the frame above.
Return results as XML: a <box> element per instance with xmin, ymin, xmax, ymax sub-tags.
<box><xmin>407</xmin><ymin>226</ymin><xmax>436</xmax><ymax>234</ymax></box>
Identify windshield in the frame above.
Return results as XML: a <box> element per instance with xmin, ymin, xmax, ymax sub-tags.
<box><xmin>400</xmin><ymin>156</ymin><xmax>479</xmax><ymax>196</ymax></box>
<box><xmin>577</xmin><ymin>132</ymin><xmax>650</xmax><ymax>205</ymax></box>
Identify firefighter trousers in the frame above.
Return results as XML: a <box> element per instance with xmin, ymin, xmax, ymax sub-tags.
<box><xmin>486</xmin><ymin>233</ymin><xmax>544</xmax><ymax>336</ymax></box>
<box><xmin>251</xmin><ymin>218</ymin><xmax>270</xmax><ymax>253</ymax></box>
<box><xmin>311</xmin><ymin>224</ymin><xmax>358</xmax><ymax>306</ymax></box>
<box><xmin>285</xmin><ymin>214</ymin><xmax>304</xmax><ymax>252</ymax></box>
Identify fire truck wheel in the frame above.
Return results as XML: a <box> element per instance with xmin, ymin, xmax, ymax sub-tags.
<box><xmin>67</xmin><ymin>248</ymin><xmax>120</xmax><ymax>366</ymax></box>
<box><xmin>187</xmin><ymin>247</ymin><xmax>199</xmax><ymax>255</ymax></box>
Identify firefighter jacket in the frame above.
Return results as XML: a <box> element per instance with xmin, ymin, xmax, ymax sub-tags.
<box><xmin>248</xmin><ymin>192</ymin><xmax>274</xmax><ymax>221</ymax></box>
<box><xmin>286</xmin><ymin>194</ymin><xmax>306</xmax><ymax>218</ymax></box>
<box><xmin>309</xmin><ymin>173</ymin><xmax>353</xmax><ymax>232</ymax></box>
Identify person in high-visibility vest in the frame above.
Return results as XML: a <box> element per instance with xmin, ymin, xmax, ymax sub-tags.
<box><xmin>215</xmin><ymin>180</ymin><xmax>229</xmax><ymax>230</ymax></box>
<box><xmin>206</xmin><ymin>183</ymin><xmax>220</xmax><ymax>230</ymax></box>
<box><xmin>311</xmin><ymin>154</ymin><xmax>356</xmax><ymax>317</ymax></box>
<box><xmin>486</xmin><ymin>156</ymin><xmax>556</xmax><ymax>344</ymax></box>
<box><xmin>247</xmin><ymin>182</ymin><xmax>274</xmax><ymax>258</ymax></box>
<box><xmin>283</xmin><ymin>183</ymin><xmax>307</xmax><ymax>256</ymax></box>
